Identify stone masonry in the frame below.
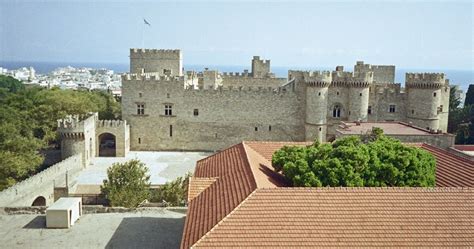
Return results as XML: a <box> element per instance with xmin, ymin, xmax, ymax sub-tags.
<box><xmin>122</xmin><ymin>48</ymin><xmax>450</xmax><ymax>151</ymax></box>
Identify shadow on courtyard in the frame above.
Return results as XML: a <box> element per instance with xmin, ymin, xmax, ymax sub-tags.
<box><xmin>105</xmin><ymin>217</ymin><xmax>185</xmax><ymax>249</ymax></box>
<box><xmin>23</xmin><ymin>215</ymin><xmax>46</xmax><ymax>229</ymax></box>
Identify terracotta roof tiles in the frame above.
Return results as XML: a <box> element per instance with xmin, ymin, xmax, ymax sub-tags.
<box><xmin>181</xmin><ymin>141</ymin><xmax>474</xmax><ymax>248</ymax></box>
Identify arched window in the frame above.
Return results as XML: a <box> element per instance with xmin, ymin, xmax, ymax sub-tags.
<box><xmin>333</xmin><ymin>105</ymin><xmax>341</xmax><ymax>118</ymax></box>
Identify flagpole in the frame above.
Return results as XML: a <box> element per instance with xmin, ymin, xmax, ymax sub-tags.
<box><xmin>141</xmin><ymin>22</ymin><xmax>145</xmax><ymax>48</ymax></box>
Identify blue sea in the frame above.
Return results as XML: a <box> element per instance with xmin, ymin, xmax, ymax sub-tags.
<box><xmin>1</xmin><ymin>61</ymin><xmax>472</xmax><ymax>91</ymax></box>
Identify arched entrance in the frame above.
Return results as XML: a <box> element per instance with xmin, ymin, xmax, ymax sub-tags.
<box><xmin>99</xmin><ymin>133</ymin><xmax>116</xmax><ymax>157</ymax></box>
<box><xmin>32</xmin><ymin>196</ymin><xmax>46</xmax><ymax>206</ymax></box>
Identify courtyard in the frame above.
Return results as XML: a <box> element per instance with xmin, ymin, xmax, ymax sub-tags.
<box><xmin>0</xmin><ymin>208</ymin><xmax>186</xmax><ymax>249</ymax></box>
<box><xmin>75</xmin><ymin>151</ymin><xmax>211</xmax><ymax>186</ymax></box>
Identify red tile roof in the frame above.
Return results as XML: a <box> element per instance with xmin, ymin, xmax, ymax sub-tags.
<box><xmin>419</xmin><ymin>144</ymin><xmax>474</xmax><ymax>187</ymax></box>
<box><xmin>181</xmin><ymin>141</ymin><xmax>474</xmax><ymax>248</ymax></box>
<box><xmin>194</xmin><ymin>188</ymin><xmax>473</xmax><ymax>248</ymax></box>
<box><xmin>181</xmin><ymin>143</ymin><xmax>257</xmax><ymax>249</ymax></box>
<box><xmin>187</xmin><ymin>177</ymin><xmax>217</xmax><ymax>202</ymax></box>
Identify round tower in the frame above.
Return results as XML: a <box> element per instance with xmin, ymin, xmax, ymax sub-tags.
<box><xmin>348</xmin><ymin>71</ymin><xmax>373</xmax><ymax>122</ymax></box>
<box><xmin>304</xmin><ymin>71</ymin><xmax>332</xmax><ymax>142</ymax></box>
<box><xmin>405</xmin><ymin>73</ymin><xmax>446</xmax><ymax>131</ymax></box>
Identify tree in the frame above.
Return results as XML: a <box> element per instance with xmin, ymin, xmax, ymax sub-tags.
<box><xmin>272</xmin><ymin>130</ymin><xmax>436</xmax><ymax>187</ymax></box>
<box><xmin>465</xmin><ymin>84</ymin><xmax>474</xmax><ymax>107</ymax></box>
<box><xmin>0</xmin><ymin>75</ymin><xmax>24</xmax><ymax>93</ymax></box>
<box><xmin>150</xmin><ymin>173</ymin><xmax>192</xmax><ymax>206</ymax></box>
<box><xmin>0</xmin><ymin>77</ymin><xmax>122</xmax><ymax>190</ymax></box>
<box><xmin>101</xmin><ymin>159</ymin><xmax>151</xmax><ymax>208</ymax></box>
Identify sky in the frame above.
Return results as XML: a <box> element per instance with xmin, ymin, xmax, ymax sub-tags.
<box><xmin>0</xmin><ymin>0</ymin><xmax>473</xmax><ymax>70</ymax></box>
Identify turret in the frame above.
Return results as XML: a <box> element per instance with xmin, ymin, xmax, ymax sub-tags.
<box><xmin>347</xmin><ymin>71</ymin><xmax>373</xmax><ymax>122</ymax></box>
<box><xmin>57</xmin><ymin>113</ymin><xmax>98</xmax><ymax>167</ymax></box>
<box><xmin>251</xmin><ymin>56</ymin><xmax>271</xmax><ymax>78</ymax></box>
<box><xmin>405</xmin><ymin>73</ymin><xmax>449</xmax><ymax>132</ymax></box>
<box><xmin>129</xmin><ymin>48</ymin><xmax>183</xmax><ymax>76</ymax></box>
<box><xmin>304</xmin><ymin>71</ymin><xmax>332</xmax><ymax>142</ymax></box>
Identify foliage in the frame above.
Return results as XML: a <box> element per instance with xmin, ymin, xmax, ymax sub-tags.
<box><xmin>150</xmin><ymin>173</ymin><xmax>192</xmax><ymax>206</ymax></box>
<box><xmin>0</xmin><ymin>76</ymin><xmax>121</xmax><ymax>191</ymax></box>
<box><xmin>0</xmin><ymin>75</ymin><xmax>25</xmax><ymax>93</ymax></box>
<box><xmin>272</xmin><ymin>130</ymin><xmax>436</xmax><ymax>187</ymax></box>
<box><xmin>464</xmin><ymin>84</ymin><xmax>474</xmax><ymax>107</ymax></box>
<box><xmin>448</xmin><ymin>84</ymin><xmax>474</xmax><ymax>144</ymax></box>
<box><xmin>101</xmin><ymin>159</ymin><xmax>151</xmax><ymax>208</ymax></box>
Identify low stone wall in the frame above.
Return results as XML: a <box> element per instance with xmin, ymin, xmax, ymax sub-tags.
<box><xmin>0</xmin><ymin>154</ymin><xmax>83</xmax><ymax>207</ymax></box>
<box><xmin>0</xmin><ymin>206</ymin><xmax>187</xmax><ymax>215</ymax></box>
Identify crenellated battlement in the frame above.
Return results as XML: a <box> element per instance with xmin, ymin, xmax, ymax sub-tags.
<box><xmin>304</xmin><ymin>71</ymin><xmax>332</xmax><ymax>86</ymax></box>
<box><xmin>130</xmin><ymin>48</ymin><xmax>181</xmax><ymax>55</ymax></box>
<box><xmin>252</xmin><ymin>56</ymin><xmax>270</xmax><ymax>64</ymax></box>
<box><xmin>406</xmin><ymin>73</ymin><xmax>446</xmax><ymax>88</ymax></box>
<box><xmin>222</xmin><ymin>72</ymin><xmax>252</xmax><ymax>77</ymax></box>
<box><xmin>122</xmin><ymin>73</ymin><xmax>184</xmax><ymax>82</ymax></box>
<box><xmin>184</xmin><ymin>84</ymin><xmax>294</xmax><ymax>95</ymax></box>
<box><xmin>97</xmin><ymin>119</ymin><xmax>127</xmax><ymax>128</ymax></box>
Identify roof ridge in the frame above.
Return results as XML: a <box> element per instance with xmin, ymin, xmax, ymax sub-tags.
<box><xmin>256</xmin><ymin>187</ymin><xmax>474</xmax><ymax>192</ymax></box>
<box><xmin>191</xmin><ymin>189</ymin><xmax>258</xmax><ymax>248</ymax></box>
<box><xmin>195</xmin><ymin>142</ymin><xmax>242</xmax><ymax>164</ymax></box>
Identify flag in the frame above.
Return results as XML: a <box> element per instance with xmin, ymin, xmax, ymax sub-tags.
<box><xmin>144</xmin><ymin>18</ymin><xmax>151</xmax><ymax>26</ymax></box>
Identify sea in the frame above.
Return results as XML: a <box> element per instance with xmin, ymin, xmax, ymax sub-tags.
<box><xmin>1</xmin><ymin>61</ymin><xmax>472</xmax><ymax>91</ymax></box>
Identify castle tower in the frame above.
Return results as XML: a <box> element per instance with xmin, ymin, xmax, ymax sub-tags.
<box><xmin>304</xmin><ymin>71</ymin><xmax>332</xmax><ymax>142</ymax></box>
<box><xmin>251</xmin><ymin>56</ymin><xmax>270</xmax><ymax>78</ymax></box>
<box><xmin>405</xmin><ymin>73</ymin><xmax>449</xmax><ymax>132</ymax></box>
<box><xmin>57</xmin><ymin>113</ymin><xmax>98</xmax><ymax>167</ymax></box>
<box><xmin>347</xmin><ymin>71</ymin><xmax>373</xmax><ymax>122</ymax></box>
<box><xmin>130</xmin><ymin>48</ymin><xmax>183</xmax><ymax>76</ymax></box>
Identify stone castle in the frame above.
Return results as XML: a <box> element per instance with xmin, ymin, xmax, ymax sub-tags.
<box><xmin>121</xmin><ymin>48</ymin><xmax>450</xmax><ymax>151</ymax></box>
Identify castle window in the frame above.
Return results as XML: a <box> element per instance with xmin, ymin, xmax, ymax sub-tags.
<box><xmin>138</xmin><ymin>137</ymin><xmax>141</xmax><ymax>144</ymax></box>
<box><xmin>368</xmin><ymin>106</ymin><xmax>372</xmax><ymax>114</ymax></box>
<box><xmin>269</xmin><ymin>125</ymin><xmax>272</xmax><ymax>131</ymax></box>
<box><xmin>318</xmin><ymin>92</ymin><xmax>321</xmax><ymax>96</ymax></box>
<box><xmin>170</xmin><ymin>125</ymin><xmax>173</xmax><ymax>137</ymax></box>
<box><xmin>319</xmin><ymin>127</ymin><xmax>322</xmax><ymax>131</ymax></box>
<box><xmin>165</xmin><ymin>105</ymin><xmax>173</xmax><ymax>116</ymax></box>
<box><xmin>333</xmin><ymin>105</ymin><xmax>341</xmax><ymax>118</ymax></box>
<box><xmin>360</xmin><ymin>93</ymin><xmax>362</xmax><ymax>97</ymax></box>
<box><xmin>440</xmin><ymin>105</ymin><xmax>443</xmax><ymax>112</ymax></box>
<box><xmin>255</xmin><ymin>127</ymin><xmax>258</xmax><ymax>131</ymax></box>
<box><xmin>139</xmin><ymin>92</ymin><xmax>142</xmax><ymax>98</ymax></box>
<box><xmin>412</xmin><ymin>109</ymin><xmax>415</xmax><ymax>114</ymax></box>
<box><xmin>193</xmin><ymin>109</ymin><xmax>199</xmax><ymax>116</ymax></box>
<box><xmin>337</xmin><ymin>91</ymin><xmax>340</xmax><ymax>96</ymax></box>
<box><xmin>433</xmin><ymin>92</ymin><xmax>437</xmax><ymax>97</ymax></box>
<box><xmin>137</xmin><ymin>104</ymin><xmax>145</xmax><ymax>115</ymax></box>
<box><xmin>167</xmin><ymin>93</ymin><xmax>170</xmax><ymax>98</ymax></box>
<box><xmin>389</xmin><ymin>105</ymin><xmax>396</xmax><ymax>113</ymax></box>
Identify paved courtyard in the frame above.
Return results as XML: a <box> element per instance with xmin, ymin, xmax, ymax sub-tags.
<box><xmin>75</xmin><ymin>151</ymin><xmax>211</xmax><ymax>185</ymax></box>
<box><xmin>0</xmin><ymin>208</ymin><xmax>186</xmax><ymax>249</ymax></box>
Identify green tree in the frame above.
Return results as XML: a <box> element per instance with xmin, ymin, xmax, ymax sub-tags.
<box><xmin>449</xmin><ymin>86</ymin><xmax>461</xmax><ymax>111</ymax></box>
<box><xmin>0</xmin><ymin>75</ymin><xmax>25</xmax><ymax>93</ymax></box>
<box><xmin>0</xmin><ymin>76</ymin><xmax>122</xmax><ymax>190</ymax></box>
<box><xmin>101</xmin><ymin>159</ymin><xmax>151</xmax><ymax>208</ymax></box>
<box><xmin>465</xmin><ymin>84</ymin><xmax>474</xmax><ymax>107</ymax></box>
<box><xmin>150</xmin><ymin>173</ymin><xmax>192</xmax><ymax>206</ymax></box>
<box><xmin>272</xmin><ymin>130</ymin><xmax>436</xmax><ymax>187</ymax></box>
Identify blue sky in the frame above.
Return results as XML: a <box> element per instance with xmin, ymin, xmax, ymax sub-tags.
<box><xmin>0</xmin><ymin>0</ymin><xmax>473</xmax><ymax>70</ymax></box>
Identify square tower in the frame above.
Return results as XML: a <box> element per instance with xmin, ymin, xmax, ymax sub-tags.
<box><xmin>251</xmin><ymin>56</ymin><xmax>271</xmax><ymax>78</ymax></box>
<box><xmin>130</xmin><ymin>48</ymin><xmax>183</xmax><ymax>76</ymax></box>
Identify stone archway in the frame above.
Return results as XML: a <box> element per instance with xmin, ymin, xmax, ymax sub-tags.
<box><xmin>98</xmin><ymin>133</ymin><xmax>116</xmax><ymax>157</ymax></box>
<box><xmin>32</xmin><ymin>196</ymin><xmax>46</xmax><ymax>206</ymax></box>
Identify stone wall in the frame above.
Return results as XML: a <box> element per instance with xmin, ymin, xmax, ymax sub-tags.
<box><xmin>336</xmin><ymin>132</ymin><xmax>454</xmax><ymax>149</ymax></box>
<box><xmin>130</xmin><ymin>48</ymin><xmax>182</xmax><ymax>76</ymax></box>
<box><xmin>122</xmin><ymin>77</ymin><xmax>304</xmax><ymax>151</ymax></box>
<box><xmin>221</xmin><ymin>75</ymin><xmax>286</xmax><ymax>88</ymax></box>
<box><xmin>0</xmin><ymin>154</ymin><xmax>83</xmax><ymax>207</ymax></box>
<box><xmin>96</xmin><ymin>120</ymin><xmax>130</xmax><ymax>157</ymax></box>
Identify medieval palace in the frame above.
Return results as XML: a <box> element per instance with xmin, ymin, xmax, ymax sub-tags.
<box><xmin>120</xmin><ymin>48</ymin><xmax>450</xmax><ymax>151</ymax></box>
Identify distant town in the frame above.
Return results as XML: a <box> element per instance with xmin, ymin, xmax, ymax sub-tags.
<box><xmin>0</xmin><ymin>65</ymin><xmax>122</xmax><ymax>96</ymax></box>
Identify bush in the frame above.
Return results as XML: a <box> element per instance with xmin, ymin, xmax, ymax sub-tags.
<box><xmin>101</xmin><ymin>159</ymin><xmax>151</xmax><ymax>208</ymax></box>
<box><xmin>150</xmin><ymin>173</ymin><xmax>192</xmax><ymax>206</ymax></box>
<box><xmin>272</xmin><ymin>129</ymin><xmax>436</xmax><ymax>187</ymax></box>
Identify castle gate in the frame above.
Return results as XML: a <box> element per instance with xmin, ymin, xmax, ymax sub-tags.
<box><xmin>98</xmin><ymin>133</ymin><xmax>116</xmax><ymax>157</ymax></box>
<box><xmin>31</xmin><ymin>196</ymin><xmax>46</xmax><ymax>206</ymax></box>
